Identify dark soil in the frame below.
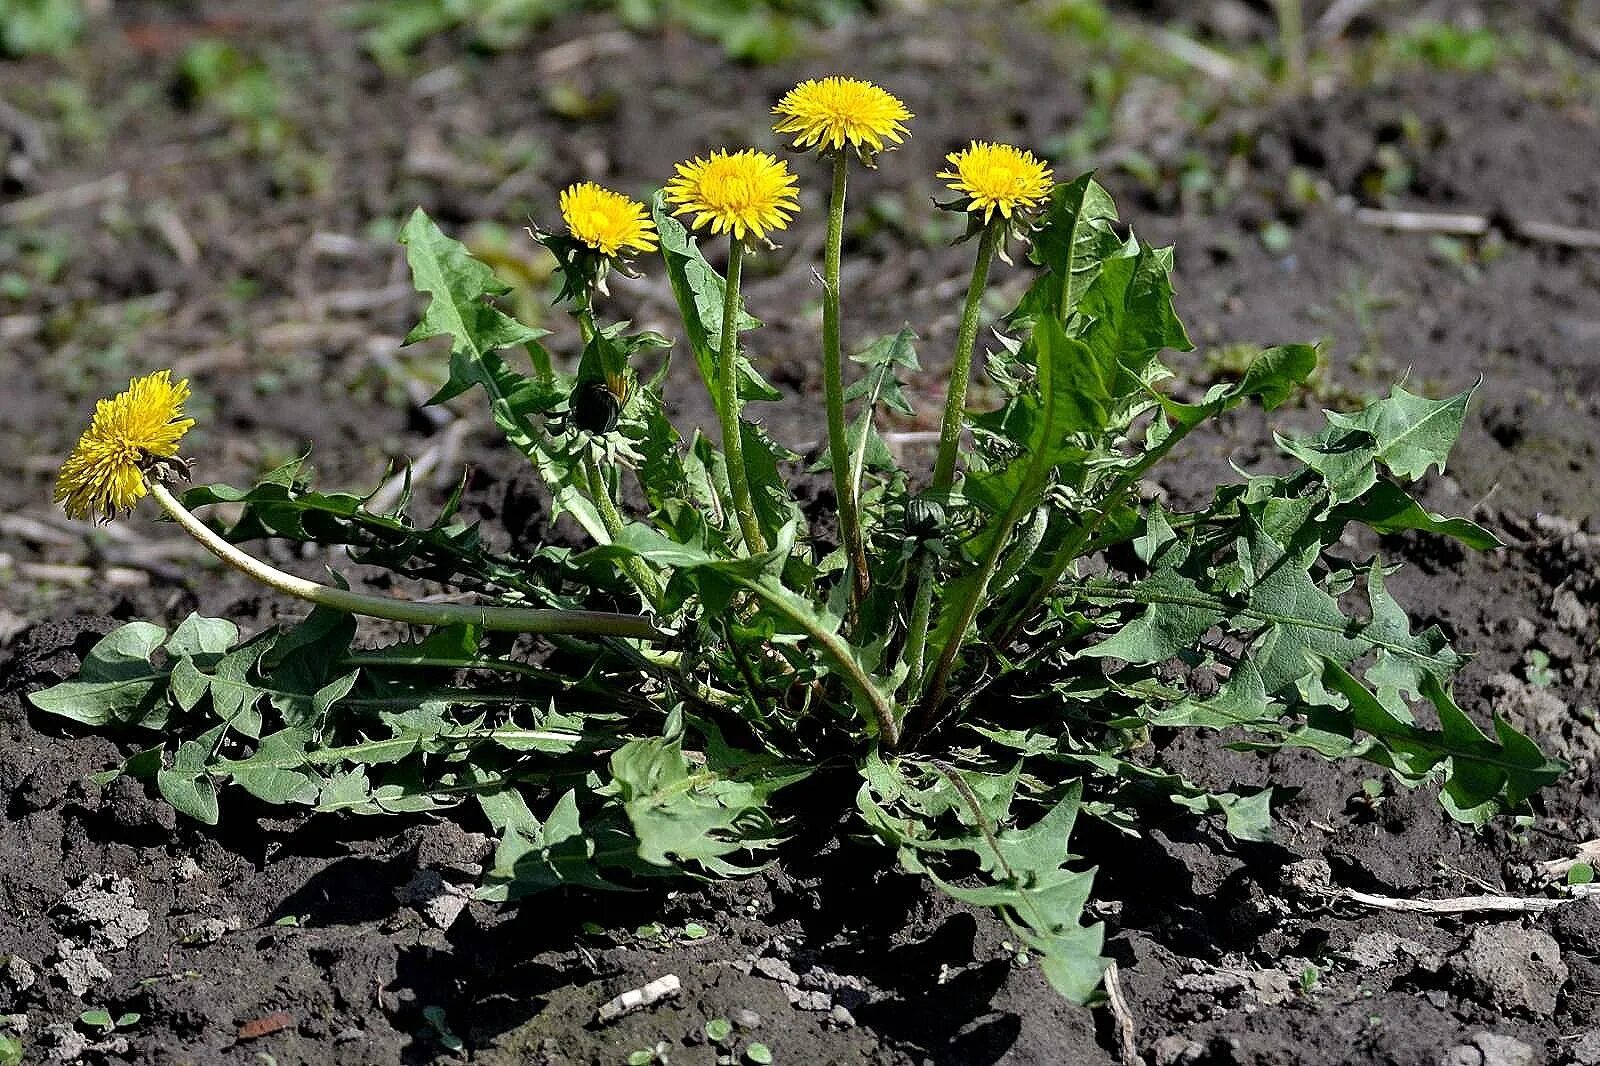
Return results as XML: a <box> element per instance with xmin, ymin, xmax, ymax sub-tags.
<box><xmin>3</xmin><ymin>1</ymin><xmax>1599</xmax><ymax>1063</ymax></box>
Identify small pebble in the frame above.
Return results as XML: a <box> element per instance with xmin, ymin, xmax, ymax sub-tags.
<box><xmin>730</xmin><ymin>1008</ymin><xmax>761</xmax><ymax>1030</ymax></box>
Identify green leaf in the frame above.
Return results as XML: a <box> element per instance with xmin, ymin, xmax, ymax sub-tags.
<box><xmin>1330</xmin><ymin>383</ymin><xmax>1474</xmax><ymax>481</ymax></box>
<box><xmin>1280</xmin><ymin>384</ymin><xmax>1476</xmax><ymax>507</ymax></box>
<box><xmin>222</xmin><ymin>729</ymin><xmax>320</xmax><ymax>806</ymax></box>
<box><xmin>27</xmin><ymin>621</ymin><xmax>168</xmax><ymax>728</ymax></box>
<box><xmin>1084</xmin><ymin>569</ymin><xmax>1224</xmax><ymax>664</ymax></box>
<box><xmin>269</xmin><ymin>607</ymin><xmax>357</xmax><ymax>729</ymax></box>
<box><xmin>1331</xmin><ymin>481</ymin><xmax>1500</xmax><ymax>550</ymax></box>
<box><xmin>165</xmin><ymin>613</ymin><xmax>239</xmax><ymax>659</ymax></box>
<box><xmin>400</xmin><ymin>206</ymin><xmax>549</xmax><ymax>404</ymax></box>
<box><xmin>967</xmin><ymin>315</ymin><xmax>1104</xmax><ymax>517</ymax></box>
<box><xmin>157</xmin><ymin>727</ymin><xmax>224</xmax><ymax>824</ymax></box>
<box><xmin>1236</xmin><ymin>344</ymin><xmax>1319</xmax><ymax>412</ymax></box>
<box><xmin>1298</xmin><ymin>658</ymin><xmax>1565</xmax><ymax>825</ymax></box>
<box><xmin>860</xmin><ymin>767</ymin><xmax>1107</xmax><ymax>1004</ymax></box>
<box><xmin>1013</xmin><ymin>173</ymin><xmax>1125</xmax><ymax>324</ymax></box>
<box><xmin>607</xmin><ymin>735</ymin><xmax>784</xmax><ymax>876</ymax></box>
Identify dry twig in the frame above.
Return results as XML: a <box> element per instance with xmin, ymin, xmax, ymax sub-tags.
<box><xmin>1351</xmin><ymin>205</ymin><xmax>1600</xmax><ymax>250</ymax></box>
<box><xmin>1334</xmin><ymin>885</ymin><xmax>1598</xmax><ymax>916</ymax></box>
<box><xmin>1103</xmin><ymin>962</ymin><xmax>1140</xmax><ymax>1066</ymax></box>
<box><xmin>0</xmin><ymin>173</ymin><xmax>128</xmax><ymax>224</ymax></box>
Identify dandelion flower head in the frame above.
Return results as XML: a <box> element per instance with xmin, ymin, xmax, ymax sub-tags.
<box><xmin>55</xmin><ymin>370</ymin><xmax>194</xmax><ymax>523</ymax></box>
<box><xmin>559</xmin><ymin>182</ymin><xmax>658</xmax><ymax>258</ymax></box>
<box><xmin>663</xmin><ymin>149</ymin><xmax>800</xmax><ymax>243</ymax></box>
<box><xmin>938</xmin><ymin>141</ymin><xmax>1054</xmax><ymax>223</ymax></box>
<box><xmin>772</xmin><ymin>76</ymin><xmax>912</xmax><ymax>156</ymax></box>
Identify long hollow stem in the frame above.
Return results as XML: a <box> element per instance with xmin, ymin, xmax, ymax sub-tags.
<box><xmin>733</xmin><ymin>575</ymin><xmax>898</xmax><ymax>749</ymax></box>
<box><xmin>900</xmin><ymin>222</ymin><xmax>1001</xmax><ymax>696</ymax></box>
<box><xmin>716</xmin><ymin>240</ymin><xmax>768</xmax><ymax>554</ymax></box>
<box><xmin>582</xmin><ymin>450</ymin><xmax>664</xmax><ymax>607</ymax></box>
<box><xmin>916</xmin><ymin>486</ymin><xmax>1030</xmax><ymax>726</ymax></box>
<box><xmin>1273</xmin><ymin>0</ymin><xmax>1306</xmax><ymax>89</ymax></box>
<box><xmin>931</xmin><ymin>223</ymin><xmax>1001</xmax><ymax>491</ymax></box>
<box><xmin>994</xmin><ymin>397</ymin><xmax>1213</xmax><ymax>649</ymax></box>
<box><xmin>148</xmin><ymin>481</ymin><xmax>663</xmax><ymax>640</ymax></box>
<box><xmin>821</xmin><ymin>152</ymin><xmax>869</xmax><ymax>609</ymax></box>
<box><xmin>899</xmin><ymin>557</ymin><xmax>936</xmax><ymax>699</ymax></box>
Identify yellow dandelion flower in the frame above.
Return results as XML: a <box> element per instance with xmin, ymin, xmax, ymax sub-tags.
<box><xmin>663</xmin><ymin>149</ymin><xmax>800</xmax><ymax>243</ymax></box>
<box><xmin>938</xmin><ymin>141</ymin><xmax>1055</xmax><ymax>224</ymax></box>
<box><xmin>559</xmin><ymin>181</ymin><xmax>658</xmax><ymax>258</ymax></box>
<box><xmin>55</xmin><ymin>370</ymin><xmax>195</xmax><ymax>523</ymax></box>
<box><xmin>772</xmin><ymin>76</ymin><xmax>912</xmax><ymax>155</ymax></box>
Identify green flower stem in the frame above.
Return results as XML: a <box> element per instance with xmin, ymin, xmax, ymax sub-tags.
<box><xmin>899</xmin><ymin>557</ymin><xmax>936</xmax><ymax>699</ymax></box>
<box><xmin>729</xmin><ymin>573</ymin><xmax>898</xmax><ymax>749</ymax></box>
<box><xmin>900</xmin><ymin>222</ymin><xmax>1001</xmax><ymax>696</ymax></box>
<box><xmin>148</xmin><ymin>481</ymin><xmax>663</xmax><ymax>640</ymax></box>
<box><xmin>581</xmin><ymin>450</ymin><xmax>664</xmax><ymax>607</ymax></box>
<box><xmin>931</xmin><ymin>222</ymin><xmax>1001</xmax><ymax>490</ymax></box>
<box><xmin>1273</xmin><ymin>0</ymin><xmax>1306</xmax><ymax>88</ymax></box>
<box><xmin>821</xmin><ymin>151</ymin><xmax>869</xmax><ymax>608</ymax></box>
<box><xmin>915</xmin><ymin>482</ymin><xmax>1031</xmax><ymax>728</ymax></box>
<box><xmin>716</xmin><ymin>239</ymin><xmax>768</xmax><ymax>554</ymax></box>
<box><xmin>993</xmin><ymin>395</ymin><xmax>1213</xmax><ymax>649</ymax></box>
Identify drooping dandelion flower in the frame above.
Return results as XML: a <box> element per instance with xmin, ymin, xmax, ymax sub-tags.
<box><xmin>55</xmin><ymin>370</ymin><xmax>194</xmax><ymax>523</ymax></box>
<box><xmin>938</xmin><ymin>141</ymin><xmax>1054</xmax><ymax>224</ymax></box>
<box><xmin>772</xmin><ymin>76</ymin><xmax>912</xmax><ymax>157</ymax></box>
<box><xmin>663</xmin><ymin>149</ymin><xmax>800</xmax><ymax>243</ymax></box>
<box><xmin>559</xmin><ymin>182</ymin><xmax>658</xmax><ymax>258</ymax></box>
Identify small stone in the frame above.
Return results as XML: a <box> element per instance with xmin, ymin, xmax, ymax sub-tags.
<box><xmin>396</xmin><ymin>869</ymin><xmax>472</xmax><ymax>930</ymax></box>
<box><xmin>41</xmin><ymin>1023</ymin><xmax>89</xmax><ymax>1063</ymax></box>
<box><xmin>48</xmin><ymin>940</ymin><xmax>110</xmax><ymax>998</ymax></box>
<box><xmin>828</xmin><ymin>1005</ymin><xmax>855</xmax><ymax>1028</ymax></box>
<box><xmin>783</xmin><ymin>986</ymin><xmax>830</xmax><ymax>1011</ymax></box>
<box><xmin>176</xmin><ymin>915</ymin><xmax>240</xmax><ymax>946</ymax></box>
<box><xmin>1151</xmin><ymin>1035</ymin><xmax>1206</xmax><ymax>1066</ymax></box>
<box><xmin>334</xmin><ymin>1028</ymin><xmax>366</xmax><ymax>1043</ymax></box>
<box><xmin>1339</xmin><ymin>931</ymin><xmax>1427</xmax><ymax>969</ymax></box>
<box><xmin>752</xmin><ymin>957</ymin><xmax>799</xmax><ymax>985</ymax></box>
<box><xmin>2</xmin><ymin>956</ymin><xmax>37</xmax><ymax>993</ymax></box>
<box><xmin>174</xmin><ymin>856</ymin><xmax>203</xmax><ymax>882</ymax></box>
<box><xmin>1450</xmin><ymin>924</ymin><xmax>1567</xmax><ymax>1015</ymax></box>
<box><xmin>1552</xmin><ymin>588</ymin><xmax>1592</xmax><ymax>633</ymax></box>
<box><xmin>1281</xmin><ymin>858</ymin><xmax>1332</xmax><ymax>897</ymax></box>
<box><xmin>1440</xmin><ymin>1045</ymin><xmax>1482</xmax><ymax>1066</ymax></box>
<box><xmin>729</xmin><ymin>1008</ymin><xmax>761</xmax><ymax>1030</ymax></box>
<box><xmin>54</xmin><ymin>875</ymin><xmax>150</xmax><ymax>951</ymax></box>
<box><xmin>411</xmin><ymin>822</ymin><xmax>494</xmax><ymax>874</ymax></box>
<box><xmin>1469</xmin><ymin>1032</ymin><xmax>1536</xmax><ymax>1066</ymax></box>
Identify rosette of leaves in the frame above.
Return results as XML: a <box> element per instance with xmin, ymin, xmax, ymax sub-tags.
<box><xmin>33</xmin><ymin>178</ymin><xmax>1562</xmax><ymax>1004</ymax></box>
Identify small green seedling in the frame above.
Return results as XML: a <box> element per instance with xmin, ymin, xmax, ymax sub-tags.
<box><xmin>1569</xmin><ymin>863</ymin><xmax>1595</xmax><ymax>886</ymax></box>
<box><xmin>79</xmin><ymin>1008</ymin><xmax>140</xmax><ymax>1034</ymax></box>
<box><xmin>628</xmin><ymin>1042</ymin><xmax>671</xmax><ymax>1065</ymax></box>
<box><xmin>421</xmin><ymin>1006</ymin><xmax>463</xmax><ymax>1054</ymax></box>
<box><xmin>1526</xmin><ymin>649</ymin><xmax>1557</xmax><ymax>688</ymax></box>
<box><xmin>746</xmin><ymin>1042</ymin><xmax>775</xmax><ymax>1065</ymax></box>
<box><xmin>0</xmin><ymin>1032</ymin><xmax>22</xmax><ymax>1066</ymax></box>
<box><xmin>704</xmin><ymin>1018</ymin><xmax>733</xmax><ymax>1044</ymax></box>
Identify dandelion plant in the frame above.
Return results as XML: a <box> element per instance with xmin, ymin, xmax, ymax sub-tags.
<box><xmin>34</xmin><ymin>74</ymin><xmax>1565</xmax><ymax>1005</ymax></box>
